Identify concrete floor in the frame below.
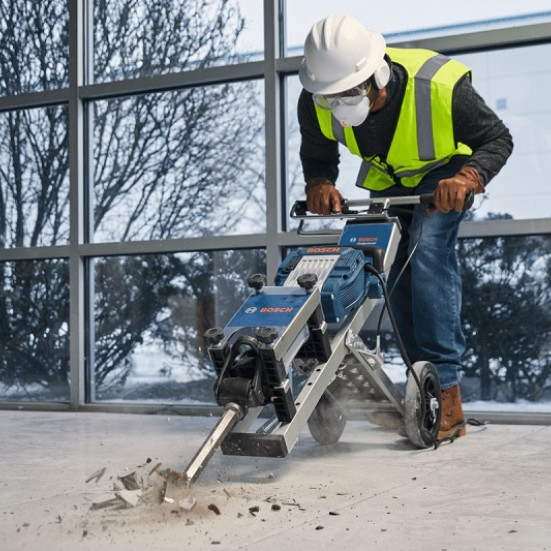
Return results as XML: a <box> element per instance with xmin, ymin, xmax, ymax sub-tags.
<box><xmin>1</xmin><ymin>410</ymin><xmax>550</xmax><ymax>551</ymax></box>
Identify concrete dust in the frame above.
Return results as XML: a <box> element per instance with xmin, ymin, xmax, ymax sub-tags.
<box><xmin>6</xmin><ymin>442</ymin><xmax>357</xmax><ymax>550</ymax></box>
<box><xmin>84</xmin><ymin>458</ymin><xmax>293</xmax><ymax>526</ymax></box>
<box><xmin>72</xmin><ymin>460</ymin><xmax>315</xmax><ymax>549</ymax></box>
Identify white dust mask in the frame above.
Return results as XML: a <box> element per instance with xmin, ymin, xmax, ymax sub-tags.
<box><xmin>331</xmin><ymin>96</ymin><xmax>371</xmax><ymax>127</ymax></box>
<box><xmin>313</xmin><ymin>84</ymin><xmax>372</xmax><ymax>127</ymax></box>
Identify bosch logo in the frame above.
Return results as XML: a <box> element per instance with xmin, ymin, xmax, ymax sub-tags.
<box><xmin>349</xmin><ymin>237</ymin><xmax>357</xmax><ymax>243</ymax></box>
<box><xmin>260</xmin><ymin>307</ymin><xmax>293</xmax><ymax>313</ymax></box>
<box><xmin>245</xmin><ymin>307</ymin><xmax>257</xmax><ymax>314</ymax></box>
<box><xmin>359</xmin><ymin>236</ymin><xmax>377</xmax><ymax>243</ymax></box>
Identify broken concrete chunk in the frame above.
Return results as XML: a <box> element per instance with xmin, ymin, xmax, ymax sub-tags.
<box><xmin>90</xmin><ymin>496</ymin><xmax>122</xmax><ymax>510</ymax></box>
<box><xmin>118</xmin><ymin>472</ymin><xmax>141</xmax><ymax>491</ymax></box>
<box><xmin>88</xmin><ymin>463</ymin><xmax>193</xmax><ymax>512</ymax></box>
<box><xmin>115</xmin><ymin>489</ymin><xmax>142</xmax><ymax>508</ymax></box>
<box><xmin>179</xmin><ymin>497</ymin><xmax>197</xmax><ymax>512</ymax></box>
<box><xmin>85</xmin><ymin>467</ymin><xmax>107</xmax><ymax>484</ymax></box>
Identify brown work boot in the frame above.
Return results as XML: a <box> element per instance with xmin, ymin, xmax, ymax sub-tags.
<box><xmin>438</xmin><ymin>385</ymin><xmax>467</xmax><ymax>440</ymax></box>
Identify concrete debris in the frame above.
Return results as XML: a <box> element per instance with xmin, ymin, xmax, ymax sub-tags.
<box><xmin>86</xmin><ymin>458</ymin><xmax>297</xmax><ymax>522</ymax></box>
<box><xmin>90</xmin><ymin>496</ymin><xmax>124</xmax><ymax>511</ymax></box>
<box><xmin>149</xmin><ymin>462</ymin><xmax>163</xmax><ymax>475</ymax></box>
<box><xmin>118</xmin><ymin>472</ymin><xmax>141</xmax><ymax>491</ymax></box>
<box><xmin>159</xmin><ymin>467</ymin><xmax>188</xmax><ymax>486</ymax></box>
<box><xmin>85</xmin><ymin>467</ymin><xmax>107</xmax><ymax>484</ymax></box>
<box><xmin>114</xmin><ymin>489</ymin><xmax>142</xmax><ymax>508</ymax></box>
<box><xmin>208</xmin><ymin>504</ymin><xmax>221</xmax><ymax>515</ymax></box>
<box><xmin>88</xmin><ymin>460</ymin><xmax>195</xmax><ymax>512</ymax></box>
<box><xmin>148</xmin><ymin>469</ymin><xmax>168</xmax><ymax>504</ymax></box>
<box><xmin>179</xmin><ymin>497</ymin><xmax>197</xmax><ymax>512</ymax></box>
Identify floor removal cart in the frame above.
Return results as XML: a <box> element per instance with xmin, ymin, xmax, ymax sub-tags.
<box><xmin>182</xmin><ymin>194</ymin><xmax>446</xmax><ymax>485</ymax></box>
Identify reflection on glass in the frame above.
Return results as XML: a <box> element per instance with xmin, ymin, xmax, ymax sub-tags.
<box><xmin>0</xmin><ymin>106</ymin><xmax>70</xmax><ymax>248</ymax></box>
<box><xmin>93</xmin><ymin>0</ymin><xmax>264</xmax><ymax>83</ymax></box>
<box><xmin>458</xmin><ymin>235</ymin><xmax>551</xmax><ymax>409</ymax></box>
<box><xmin>0</xmin><ymin>260</ymin><xmax>70</xmax><ymax>402</ymax></box>
<box><xmin>456</xmin><ymin>44</ymin><xmax>551</xmax><ymax>220</ymax></box>
<box><xmin>359</xmin><ymin>234</ymin><xmax>551</xmax><ymax>410</ymax></box>
<box><xmin>90</xmin><ymin>249</ymin><xmax>266</xmax><ymax>403</ymax></box>
<box><xmin>0</xmin><ymin>0</ymin><xmax>68</xmax><ymax>95</ymax></box>
<box><xmin>92</xmin><ymin>81</ymin><xmax>266</xmax><ymax>242</ymax></box>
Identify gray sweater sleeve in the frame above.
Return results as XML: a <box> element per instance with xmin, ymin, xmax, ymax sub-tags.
<box><xmin>298</xmin><ymin>89</ymin><xmax>340</xmax><ymax>185</ymax></box>
<box><xmin>452</xmin><ymin>76</ymin><xmax>513</xmax><ymax>186</ymax></box>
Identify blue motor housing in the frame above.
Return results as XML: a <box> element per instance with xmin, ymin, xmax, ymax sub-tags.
<box><xmin>275</xmin><ymin>246</ymin><xmax>382</xmax><ymax>325</ymax></box>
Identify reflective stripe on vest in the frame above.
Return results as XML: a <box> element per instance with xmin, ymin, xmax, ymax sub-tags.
<box><xmin>317</xmin><ymin>112</ymin><xmax>361</xmax><ymax>157</ymax></box>
<box><xmin>313</xmin><ymin>47</ymin><xmax>473</xmax><ymax>190</ymax></box>
<box><xmin>417</xmin><ymin>54</ymin><xmax>450</xmax><ymax>160</ymax></box>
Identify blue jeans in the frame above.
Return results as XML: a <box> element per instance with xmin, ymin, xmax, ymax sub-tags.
<box><xmin>370</xmin><ymin>157</ymin><xmax>468</xmax><ymax>389</ymax></box>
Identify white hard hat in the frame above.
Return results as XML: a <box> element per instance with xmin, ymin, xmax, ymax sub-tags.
<box><xmin>299</xmin><ymin>14</ymin><xmax>387</xmax><ymax>95</ymax></box>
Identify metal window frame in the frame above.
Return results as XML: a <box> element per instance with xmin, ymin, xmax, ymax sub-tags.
<box><xmin>0</xmin><ymin>0</ymin><xmax>550</xmax><ymax>424</ymax></box>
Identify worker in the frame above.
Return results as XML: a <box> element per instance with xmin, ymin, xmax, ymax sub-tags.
<box><xmin>297</xmin><ymin>14</ymin><xmax>513</xmax><ymax>440</ymax></box>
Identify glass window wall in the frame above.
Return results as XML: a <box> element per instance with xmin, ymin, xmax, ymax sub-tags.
<box><xmin>0</xmin><ymin>0</ymin><xmax>68</xmax><ymax>95</ymax></box>
<box><xmin>284</xmin><ymin>1</ymin><xmax>551</xmax><ymax>54</ymax></box>
<box><xmin>89</xmin><ymin>249</ymin><xmax>266</xmax><ymax>404</ymax></box>
<box><xmin>286</xmin><ymin>44</ymin><xmax>551</xmax><ymax>223</ymax></box>
<box><xmin>458</xmin><ymin>234</ymin><xmax>551</xmax><ymax>410</ymax></box>
<box><xmin>0</xmin><ymin>0</ymin><xmax>549</xmax><ymax>416</ymax></box>
<box><xmin>92</xmin><ymin>0</ymin><xmax>264</xmax><ymax>83</ymax></box>
<box><xmin>456</xmin><ymin>44</ymin><xmax>551</xmax><ymax>220</ymax></box>
<box><xmin>0</xmin><ymin>259</ymin><xmax>70</xmax><ymax>401</ymax></box>
<box><xmin>0</xmin><ymin>106</ymin><xmax>70</xmax><ymax>248</ymax></box>
<box><xmin>91</xmin><ymin>81</ymin><xmax>266</xmax><ymax>242</ymax></box>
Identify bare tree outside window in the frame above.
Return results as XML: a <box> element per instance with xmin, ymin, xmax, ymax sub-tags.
<box><xmin>0</xmin><ymin>0</ymin><xmax>266</xmax><ymax>401</ymax></box>
<box><xmin>0</xmin><ymin>0</ymin><xmax>68</xmax><ymax>95</ymax></box>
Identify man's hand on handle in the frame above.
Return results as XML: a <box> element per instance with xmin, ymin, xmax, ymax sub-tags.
<box><xmin>306</xmin><ymin>178</ymin><xmax>343</xmax><ymax>215</ymax></box>
<box><xmin>430</xmin><ymin>166</ymin><xmax>484</xmax><ymax>214</ymax></box>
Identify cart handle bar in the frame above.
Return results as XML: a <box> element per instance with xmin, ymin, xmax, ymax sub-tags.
<box><xmin>290</xmin><ymin>191</ymin><xmax>473</xmax><ymax>220</ymax></box>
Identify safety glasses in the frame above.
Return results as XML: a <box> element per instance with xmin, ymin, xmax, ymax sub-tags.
<box><xmin>313</xmin><ymin>82</ymin><xmax>372</xmax><ymax>110</ymax></box>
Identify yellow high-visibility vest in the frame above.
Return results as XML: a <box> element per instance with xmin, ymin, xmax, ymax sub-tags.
<box><xmin>314</xmin><ymin>47</ymin><xmax>473</xmax><ymax>191</ymax></box>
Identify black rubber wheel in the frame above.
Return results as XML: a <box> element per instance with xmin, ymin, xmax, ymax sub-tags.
<box><xmin>404</xmin><ymin>361</ymin><xmax>441</xmax><ymax>448</ymax></box>
<box><xmin>307</xmin><ymin>392</ymin><xmax>347</xmax><ymax>445</ymax></box>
